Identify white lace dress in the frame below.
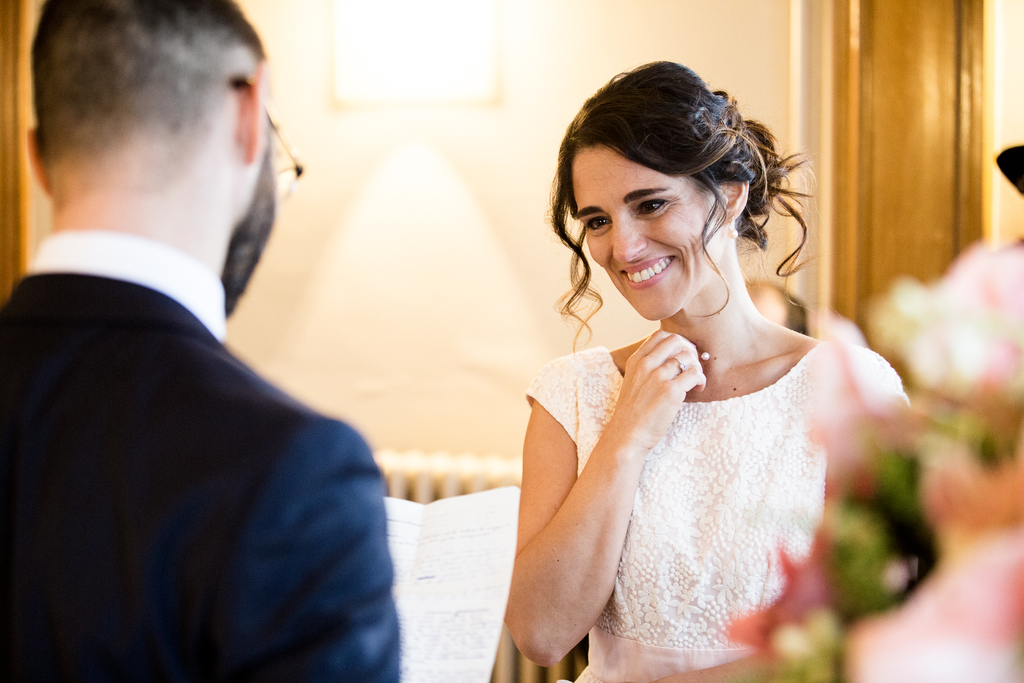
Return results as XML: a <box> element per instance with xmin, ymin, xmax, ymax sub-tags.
<box><xmin>525</xmin><ymin>344</ymin><xmax>903</xmax><ymax>683</ymax></box>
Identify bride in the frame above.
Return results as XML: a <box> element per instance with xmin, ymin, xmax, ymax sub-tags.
<box><xmin>505</xmin><ymin>62</ymin><xmax>903</xmax><ymax>683</ymax></box>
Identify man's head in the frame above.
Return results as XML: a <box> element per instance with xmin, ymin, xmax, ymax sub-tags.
<box><xmin>33</xmin><ymin>0</ymin><xmax>265</xmax><ymax>172</ymax></box>
<box><xmin>32</xmin><ymin>0</ymin><xmax>281</xmax><ymax>315</ymax></box>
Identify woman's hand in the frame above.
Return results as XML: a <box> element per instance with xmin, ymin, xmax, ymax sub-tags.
<box><xmin>606</xmin><ymin>331</ymin><xmax>706</xmax><ymax>454</ymax></box>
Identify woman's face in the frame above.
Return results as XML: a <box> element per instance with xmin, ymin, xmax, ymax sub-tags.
<box><xmin>572</xmin><ymin>145</ymin><xmax>739</xmax><ymax>322</ymax></box>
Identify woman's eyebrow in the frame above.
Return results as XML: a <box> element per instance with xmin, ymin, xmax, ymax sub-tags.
<box><xmin>624</xmin><ymin>187</ymin><xmax>669</xmax><ymax>203</ymax></box>
<box><xmin>576</xmin><ymin>187</ymin><xmax>670</xmax><ymax>219</ymax></box>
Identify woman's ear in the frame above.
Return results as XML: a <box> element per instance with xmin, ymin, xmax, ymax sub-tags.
<box><xmin>27</xmin><ymin>129</ymin><xmax>52</xmax><ymax>195</ymax></box>
<box><xmin>722</xmin><ymin>181</ymin><xmax>749</xmax><ymax>223</ymax></box>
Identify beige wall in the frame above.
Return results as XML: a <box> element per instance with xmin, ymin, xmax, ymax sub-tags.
<box><xmin>227</xmin><ymin>0</ymin><xmax>799</xmax><ymax>458</ymax></box>
<box><xmin>17</xmin><ymin>1</ymin><xmax>1012</xmax><ymax>457</ymax></box>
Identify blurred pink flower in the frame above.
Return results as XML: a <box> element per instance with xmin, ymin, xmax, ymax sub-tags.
<box><xmin>811</xmin><ymin>325</ymin><xmax>907</xmax><ymax>491</ymax></box>
<box><xmin>847</xmin><ymin>528</ymin><xmax>1024</xmax><ymax>683</ymax></box>
<box><xmin>907</xmin><ymin>321</ymin><xmax>1023</xmax><ymax>395</ymax></box>
<box><xmin>982</xmin><ymin>338</ymin><xmax>1024</xmax><ymax>391</ymax></box>
<box><xmin>921</xmin><ymin>454</ymin><xmax>1024</xmax><ymax>543</ymax></box>
<box><xmin>941</xmin><ymin>243</ymin><xmax>1024</xmax><ymax>320</ymax></box>
<box><xmin>729</xmin><ymin>537</ymin><xmax>834</xmax><ymax>653</ymax></box>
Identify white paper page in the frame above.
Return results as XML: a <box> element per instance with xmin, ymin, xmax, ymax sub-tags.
<box><xmin>384</xmin><ymin>496</ymin><xmax>424</xmax><ymax>586</ymax></box>
<box><xmin>385</xmin><ymin>487</ymin><xmax>520</xmax><ymax>683</ymax></box>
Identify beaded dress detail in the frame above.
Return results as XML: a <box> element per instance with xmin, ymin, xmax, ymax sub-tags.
<box><xmin>526</xmin><ymin>345</ymin><xmax>904</xmax><ymax>683</ymax></box>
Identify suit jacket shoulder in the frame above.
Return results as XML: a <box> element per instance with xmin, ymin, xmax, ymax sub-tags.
<box><xmin>0</xmin><ymin>274</ymin><xmax>400</xmax><ymax>682</ymax></box>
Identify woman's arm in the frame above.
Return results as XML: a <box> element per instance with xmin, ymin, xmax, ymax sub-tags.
<box><xmin>505</xmin><ymin>401</ymin><xmax>647</xmax><ymax>665</ymax></box>
<box><xmin>506</xmin><ymin>332</ymin><xmax>705</xmax><ymax>666</ymax></box>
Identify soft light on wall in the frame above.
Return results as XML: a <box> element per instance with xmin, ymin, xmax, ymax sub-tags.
<box><xmin>263</xmin><ymin>143</ymin><xmax>552</xmax><ymax>455</ymax></box>
<box><xmin>333</xmin><ymin>0</ymin><xmax>499</xmax><ymax>104</ymax></box>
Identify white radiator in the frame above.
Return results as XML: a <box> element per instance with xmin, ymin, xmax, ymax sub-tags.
<box><xmin>373</xmin><ymin>450</ymin><xmax>587</xmax><ymax>683</ymax></box>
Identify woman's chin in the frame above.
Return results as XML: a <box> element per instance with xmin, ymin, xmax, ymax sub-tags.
<box><xmin>625</xmin><ymin>299</ymin><xmax>684</xmax><ymax>322</ymax></box>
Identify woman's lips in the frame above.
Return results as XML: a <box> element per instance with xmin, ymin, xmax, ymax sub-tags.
<box><xmin>625</xmin><ymin>256</ymin><xmax>673</xmax><ymax>283</ymax></box>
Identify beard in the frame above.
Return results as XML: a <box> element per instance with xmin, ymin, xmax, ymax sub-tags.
<box><xmin>221</xmin><ymin>143</ymin><xmax>278</xmax><ymax>317</ymax></box>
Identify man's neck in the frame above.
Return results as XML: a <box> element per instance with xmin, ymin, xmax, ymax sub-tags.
<box><xmin>46</xmin><ymin>134</ymin><xmax>240</xmax><ymax>275</ymax></box>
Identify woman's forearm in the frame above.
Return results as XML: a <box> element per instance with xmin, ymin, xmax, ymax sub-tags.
<box><xmin>510</xmin><ymin>335</ymin><xmax>704</xmax><ymax>665</ymax></box>
<box><xmin>506</xmin><ymin>421</ymin><xmax>649</xmax><ymax>665</ymax></box>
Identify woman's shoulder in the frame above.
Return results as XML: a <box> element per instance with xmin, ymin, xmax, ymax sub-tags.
<box><xmin>531</xmin><ymin>347</ymin><xmax>619</xmax><ymax>387</ymax></box>
<box><xmin>841</xmin><ymin>343</ymin><xmax>906</xmax><ymax>395</ymax></box>
<box><xmin>607</xmin><ymin>339</ymin><xmax>644</xmax><ymax>376</ymax></box>
<box><xmin>813</xmin><ymin>341</ymin><xmax>906</xmax><ymax>399</ymax></box>
<box><xmin>526</xmin><ymin>348</ymin><xmax>621</xmax><ymax>435</ymax></box>
<box><xmin>771</xmin><ymin>330</ymin><xmax>821</xmax><ymax>375</ymax></box>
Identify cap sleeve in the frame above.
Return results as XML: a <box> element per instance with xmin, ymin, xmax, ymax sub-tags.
<box><xmin>848</xmin><ymin>345</ymin><xmax>908</xmax><ymax>402</ymax></box>
<box><xmin>525</xmin><ymin>355</ymin><xmax>582</xmax><ymax>445</ymax></box>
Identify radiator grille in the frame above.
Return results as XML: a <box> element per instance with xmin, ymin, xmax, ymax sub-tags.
<box><xmin>374</xmin><ymin>449</ymin><xmax>587</xmax><ymax>683</ymax></box>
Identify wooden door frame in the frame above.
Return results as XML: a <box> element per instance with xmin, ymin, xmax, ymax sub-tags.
<box><xmin>829</xmin><ymin>0</ymin><xmax>862</xmax><ymax>324</ymax></box>
<box><xmin>955</xmin><ymin>0</ymin><xmax>986</xmax><ymax>252</ymax></box>
<box><xmin>828</xmin><ymin>0</ymin><xmax>986</xmax><ymax>330</ymax></box>
<box><xmin>1</xmin><ymin>0</ymin><xmax>32</xmax><ymax>306</ymax></box>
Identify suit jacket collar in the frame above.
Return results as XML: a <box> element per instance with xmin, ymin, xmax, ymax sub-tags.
<box><xmin>29</xmin><ymin>231</ymin><xmax>227</xmax><ymax>341</ymax></box>
<box><xmin>0</xmin><ymin>274</ymin><xmax>220</xmax><ymax>345</ymax></box>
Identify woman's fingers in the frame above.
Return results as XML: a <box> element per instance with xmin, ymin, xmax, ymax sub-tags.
<box><xmin>611</xmin><ymin>334</ymin><xmax>705</xmax><ymax>452</ymax></box>
<box><xmin>632</xmin><ymin>332</ymin><xmax>706</xmax><ymax>391</ymax></box>
<box><xmin>677</xmin><ymin>359</ymin><xmax>707</xmax><ymax>393</ymax></box>
<box><xmin>664</xmin><ymin>353</ymin><xmax>706</xmax><ymax>392</ymax></box>
<box><xmin>632</xmin><ymin>331</ymin><xmax>696</xmax><ymax>372</ymax></box>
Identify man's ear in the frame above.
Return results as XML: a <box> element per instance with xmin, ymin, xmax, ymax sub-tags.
<box><xmin>723</xmin><ymin>181</ymin><xmax>749</xmax><ymax>223</ymax></box>
<box><xmin>234</xmin><ymin>62</ymin><xmax>269</xmax><ymax>166</ymax></box>
<box><xmin>27</xmin><ymin>129</ymin><xmax>52</xmax><ymax>196</ymax></box>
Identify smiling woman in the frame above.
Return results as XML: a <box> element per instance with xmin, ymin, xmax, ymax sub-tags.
<box><xmin>550</xmin><ymin>61</ymin><xmax>808</xmax><ymax>339</ymax></box>
<box><xmin>570</xmin><ymin>146</ymin><xmax>748</xmax><ymax>324</ymax></box>
<box><xmin>505</xmin><ymin>61</ymin><xmax>906</xmax><ymax>683</ymax></box>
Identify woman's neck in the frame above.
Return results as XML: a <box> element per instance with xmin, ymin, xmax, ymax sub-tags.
<box><xmin>658</xmin><ymin>292</ymin><xmax>769</xmax><ymax>365</ymax></box>
<box><xmin>656</xmin><ymin>246</ymin><xmax>769</xmax><ymax>366</ymax></box>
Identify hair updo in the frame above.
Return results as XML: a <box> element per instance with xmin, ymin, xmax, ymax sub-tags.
<box><xmin>551</xmin><ymin>61</ymin><xmax>808</xmax><ymax>329</ymax></box>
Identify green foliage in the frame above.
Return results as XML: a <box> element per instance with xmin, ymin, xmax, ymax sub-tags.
<box><xmin>770</xmin><ymin>651</ymin><xmax>843</xmax><ymax>683</ymax></box>
<box><xmin>754</xmin><ymin>611</ymin><xmax>846</xmax><ymax>683</ymax></box>
<box><xmin>827</xmin><ymin>501</ymin><xmax>899</xmax><ymax>620</ymax></box>
<box><xmin>867</xmin><ymin>451</ymin><xmax>936</xmax><ymax>584</ymax></box>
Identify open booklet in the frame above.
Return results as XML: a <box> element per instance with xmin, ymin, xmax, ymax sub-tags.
<box><xmin>384</xmin><ymin>486</ymin><xmax>520</xmax><ymax>683</ymax></box>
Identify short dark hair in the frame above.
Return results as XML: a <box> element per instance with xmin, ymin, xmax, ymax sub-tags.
<box><xmin>551</xmin><ymin>61</ymin><xmax>808</xmax><ymax>329</ymax></box>
<box><xmin>32</xmin><ymin>0</ymin><xmax>266</xmax><ymax>166</ymax></box>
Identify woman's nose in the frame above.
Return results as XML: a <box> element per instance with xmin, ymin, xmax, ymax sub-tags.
<box><xmin>610</xmin><ymin>221</ymin><xmax>646</xmax><ymax>263</ymax></box>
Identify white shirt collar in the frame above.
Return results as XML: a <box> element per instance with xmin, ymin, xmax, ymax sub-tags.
<box><xmin>29</xmin><ymin>230</ymin><xmax>227</xmax><ymax>341</ymax></box>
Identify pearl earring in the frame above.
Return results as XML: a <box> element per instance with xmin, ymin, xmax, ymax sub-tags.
<box><xmin>727</xmin><ymin>226</ymin><xmax>739</xmax><ymax>240</ymax></box>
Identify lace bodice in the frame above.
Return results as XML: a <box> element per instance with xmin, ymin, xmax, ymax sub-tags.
<box><xmin>526</xmin><ymin>344</ymin><xmax>903</xmax><ymax>657</ymax></box>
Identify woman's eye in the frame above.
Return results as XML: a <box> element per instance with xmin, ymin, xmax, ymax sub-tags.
<box><xmin>585</xmin><ymin>216</ymin><xmax>610</xmax><ymax>231</ymax></box>
<box><xmin>638</xmin><ymin>199</ymin><xmax>666</xmax><ymax>214</ymax></box>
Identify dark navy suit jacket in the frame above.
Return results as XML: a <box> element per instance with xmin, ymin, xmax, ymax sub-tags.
<box><xmin>0</xmin><ymin>274</ymin><xmax>400</xmax><ymax>682</ymax></box>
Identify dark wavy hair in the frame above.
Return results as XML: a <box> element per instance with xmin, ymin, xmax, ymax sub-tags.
<box><xmin>551</xmin><ymin>61</ymin><xmax>808</xmax><ymax>332</ymax></box>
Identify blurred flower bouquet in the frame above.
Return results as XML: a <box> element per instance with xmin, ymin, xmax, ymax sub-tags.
<box><xmin>730</xmin><ymin>244</ymin><xmax>1024</xmax><ymax>683</ymax></box>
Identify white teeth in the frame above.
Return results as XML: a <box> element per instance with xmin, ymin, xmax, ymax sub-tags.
<box><xmin>627</xmin><ymin>257</ymin><xmax>671</xmax><ymax>283</ymax></box>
